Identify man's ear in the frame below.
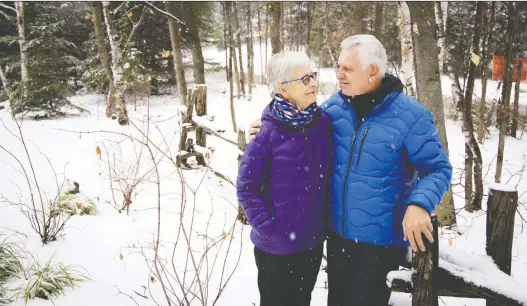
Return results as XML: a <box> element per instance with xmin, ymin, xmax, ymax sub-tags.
<box><xmin>369</xmin><ymin>64</ymin><xmax>379</xmax><ymax>78</ymax></box>
<box><xmin>278</xmin><ymin>84</ymin><xmax>288</xmax><ymax>98</ymax></box>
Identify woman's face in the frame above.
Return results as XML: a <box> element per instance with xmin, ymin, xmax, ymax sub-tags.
<box><xmin>279</xmin><ymin>67</ymin><xmax>318</xmax><ymax>110</ymax></box>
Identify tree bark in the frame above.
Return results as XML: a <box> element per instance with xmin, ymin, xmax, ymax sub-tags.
<box><xmin>102</xmin><ymin>1</ymin><xmax>128</xmax><ymax>125</ymax></box>
<box><xmin>407</xmin><ymin>1</ymin><xmax>455</xmax><ymax>226</ymax></box>
<box><xmin>91</xmin><ymin>2</ymin><xmax>113</xmax><ymax>100</ymax></box>
<box><xmin>233</xmin><ymin>2</ymin><xmax>245</xmax><ymax>96</ymax></box>
<box><xmin>227</xmin><ymin>3</ymin><xmax>237</xmax><ymax>132</ymax></box>
<box><xmin>399</xmin><ymin>2</ymin><xmax>416</xmax><ymax>98</ymax></box>
<box><xmin>462</xmin><ymin>1</ymin><xmax>485</xmax><ymax>212</ymax></box>
<box><xmin>374</xmin><ymin>2</ymin><xmax>384</xmax><ymax>40</ymax></box>
<box><xmin>434</xmin><ymin>2</ymin><xmax>447</xmax><ymax>75</ymax></box>
<box><xmin>511</xmin><ymin>57</ymin><xmax>523</xmax><ymax>138</ymax></box>
<box><xmin>194</xmin><ymin>85</ymin><xmax>208</xmax><ymax>165</ymax></box>
<box><xmin>412</xmin><ymin>216</ymin><xmax>439</xmax><ymax>306</ymax></box>
<box><xmin>167</xmin><ymin>2</ymin><xmax>187</xmax><ymax>106</ymax></box>
<box><xmin>486</xmin><ymin>187</ymin><xmax>518</xmax><ymax>291</ymax></box>
<box><xmin>306</xmin><ymin>2</ymin><xmax>313</xmax><ymax>58</ymax></box>
<box><xmin>269</xmin><ymin>2</ymin><xmax>282</xmax><ymax>54</ymax></box>
<box><xmin>181</xmin><ymin>4</ymin><xmax>205</xmax><ymax>85</ymax></box>
<box><xmin>246</xmin><ymin>3</ymin><xmax>254</xmax><ymax>99</ymax></box>
<box><xmin>495</xmin><ymin>2</ymin><xmax>517</xmax><ymax>183</ymax></box>
<box><xmin>257</xmin><ymin>5</ymin><xmax>264</xmax><ymax>84</ymax></box>
<box><xmin>14</xmin><ymin>1</ymin><xmax>28</xmax><ymax>102</ymax></box>
<box><xmin>222</xmin><ymin>2</ymin><xmax>230</xmax><ymax>82</ymax></box>
<box><xmin>0</xmin><ymin>65</ymin><xmax>14</xmax><ymax>104</ymax></box>
<box><xmin>478</xmin><ymin>2</ymin><xmax>496</xmax><ymax>144</ymax></box>
<box><xmin>265</xmin><ymin>4</ymin><xmax>269</xmax><ymax>68</ymax></box>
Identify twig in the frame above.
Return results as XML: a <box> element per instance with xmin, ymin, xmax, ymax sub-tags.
<box><xmin>114</xmin><ymin>286</ymin><xmax>140</xmax><ymax>306</ymax></box>
<box><xmin>141</xmin><ymin>1</ymin><xmax>184</xmax><ymax>25</ymax></box>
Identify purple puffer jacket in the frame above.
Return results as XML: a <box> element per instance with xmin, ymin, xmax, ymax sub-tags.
<box><xmin>236</xmin><ymin>102</ymin><xmax>333</xmax><ymax>255</ymax></box>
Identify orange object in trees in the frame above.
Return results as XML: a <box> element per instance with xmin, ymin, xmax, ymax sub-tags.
<box><xmin>492</xmin><ymin>56</ymin><xmax>527</xmax><ymax>82</ymax></box>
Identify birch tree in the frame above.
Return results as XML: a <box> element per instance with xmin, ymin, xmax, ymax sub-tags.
<box><xmin>399</xmin><ymin>2</ymin><xmax>416</xmax><ymax>98</ymax></box>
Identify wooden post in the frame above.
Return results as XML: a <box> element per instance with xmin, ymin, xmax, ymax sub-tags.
<box><xmin>176</xmin><ymin>89</ymin><xmax>195</xmax><ymax>167</ymax></box>
<box><xmin>194</xmin><ymin>85</ymin><xmax>208</xmax><ymax>165</ymax></box>
<box><xmin>412</xmin><ymin>215</ymin><xmax>439</xmax><ymax>306</ymax></box>
<box><xmin>486</xmin><ymin>185</ymin><xmax>518</xmax><ymax>306</ymax></box>
<box><xmin>236</xmin><ymin>128</ymin><xmax>248</xmax><ymax>224</ymax></box>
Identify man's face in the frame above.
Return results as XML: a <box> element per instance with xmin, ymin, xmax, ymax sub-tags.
<box><xmin>336</xmin><ymin>48</ymin><xmax>373</xmax><ymax>96</ymax></box>
<box><xmin>280</xmin><ymin>67</ymin><xmax>318</xmax><ymax>110</ymax></box>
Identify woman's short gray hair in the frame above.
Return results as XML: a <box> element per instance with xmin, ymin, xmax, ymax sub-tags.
<box><xmin>266</xmin><ymin>51</ymin><xmax>312</xmax><ymax>92</ymax></box>
<box><xmin>341</xmin><ymin>34</ymin><xmax>387</xmax><ymax>77</ymax></box>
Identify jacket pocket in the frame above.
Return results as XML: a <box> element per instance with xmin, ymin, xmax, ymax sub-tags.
<box><xmin>356</xmin><ymin>126</ymin><xmax>370</xmax><ymax>166</ymax></box>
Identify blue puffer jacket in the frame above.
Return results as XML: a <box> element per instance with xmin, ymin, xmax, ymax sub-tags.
<box><xmin>321</xmin><ymin>89</ymin><xmax>452</xmax><ymax>247</ymax></box>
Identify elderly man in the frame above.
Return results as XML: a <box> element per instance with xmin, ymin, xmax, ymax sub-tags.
<box><xmin>248</xmin><ymin>34</ymin><xmax>452</xmax><ymax>305</ymax></box>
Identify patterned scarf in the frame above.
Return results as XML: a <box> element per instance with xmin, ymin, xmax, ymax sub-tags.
<box><xmin>271</xmin><ymin>93</ymin><xmax>318</xmax><ymax>127</ymax></box>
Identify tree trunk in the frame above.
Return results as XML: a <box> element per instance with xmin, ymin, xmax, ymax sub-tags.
<box><xmin>265</xmin><ymin>4</ymin><xmax>269</xmax><ymax>68</ymax></box>
<box><xmin>194</xmin><ymin>85</ymin><xmax>208</xmax><ymax>165</ymax></box>
<box><xmin>258</xmin><ymin>5</ymin><xmax>264</xmax><ymax>84</ymax></box>
<box><xmin>227</xmin><ymin>3</ymin><xmax>237</xmax><ymax>132</ymax></box>
<box><xmin>478</xmin><ymin>2</ymin><xmax>496</xmax><ymax>144</ymax></box>
<box><xmin>102</xmin><ymin>1</ymin><xmax>128</xmax><ymax>125</ymax></box>
<box><xmin>182</xmin><ymin>4</ymin><xmax>205</xmax><ymax>85</ymax></box>
<box><xmin>0</xmin><ymin>65</ymin><xmax>14</xmax><ymax>104</ymax></box>
<box><xmin>486</xmin><ymin>186</ymin><xmax>518</xmax><ymax>280</ymax></box>
<box><xmin>306</xmin><ymin>2</ymin><xmax>313</xmax><ymax>58</ymax></box>
<box><xmin>462</xmin><ymin>1</ymin><xmax>485</xmax><ymax>212</ymax></box>
<box><xmin>233</xmin><ymin>2</ymin><xmax>245</xmax><ymax>96</ymax></box>
<box><xmin>14</xmin><ymin>1</ymin><xmax>28</xmax><ymax>102</ymax></box>
<box><xmin>374</xmin><ymin>2</ymin><xmax>384</xmax><ymax>40</ymax></box>
<box><xmin>167</xmin><ymin>2</ymin><xmax>187</xmax><ymax>106</ymax></box>
<box><xmin>222</xmin><ymin>2</ymin><xmax>230</xmax><ymax>82</ymax></box>
<box><xmin>495</xmin><ymin>2</ymin><xmax>517</xmax><ymax>183</ymax></box>
<box><xmin>434</xmin><ymin>2</ymin><xmax>447</xmax><ymax>75</ymax></box>
<box><xmin>399</xmin><ymin>2</ymin><xmax>416</xmax><ymax>98</ymax></box>
<box><xmin>511</xmin><ymin>57</ymin><xmax>523</xmax><ymax>138</ymax></box>
<box><xmin>407</xmin><ymin>1</ymin><xmax>455</xmax><ymax>226</ymax></box>
<box><xmin>246</xmin><ymin>3</ymin><xmax>254</xmax><ymax>99</ymax></box>
<box><xmin>324</xmin><ymin>2</ymin><xmax>337</xmax><ymax>67</ymax></box>
<box><xmin>269</xmin><ymin>2</ymin><xmax>282</xmax><ymax>54</ymax></box>
<box><xmin>91</xmin><ymin>2</ymin><xmax>113</xmax><ymax>103</ymax></box>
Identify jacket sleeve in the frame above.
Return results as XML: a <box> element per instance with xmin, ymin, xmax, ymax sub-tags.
<box><xmin>236</xmin><ymin>125</ymin><xmax>275</xmax><ymax>237</ymax></box>
<box><xmin>404</xmin><ymin>112</ymin><xmax>453</xmax><ymax>215</ymax></box>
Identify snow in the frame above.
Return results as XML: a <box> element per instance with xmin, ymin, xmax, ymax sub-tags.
<box><xmin>488</xmin><ymin>182</ymin><xmax>518</xmax><ymax>193</ymax></box>
<box><xmin>1</xmin><ymin>42</ymin><xmax>527</xmax><ymax>306</ymax></box>
<box><xmin>386</xmin><ymin>269</ymin><xmax>412</xmax><ymax>288</ymax></box>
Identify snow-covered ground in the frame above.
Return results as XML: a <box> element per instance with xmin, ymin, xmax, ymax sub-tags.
<box><xmin>1</xmin><ymin>44</ymin><xmax>527</xmax><ymax>306</ymax></box>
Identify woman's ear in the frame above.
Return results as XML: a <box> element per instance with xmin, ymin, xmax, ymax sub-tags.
<box><xmin>278</xmin><ymin>84</ymin><xmax>288</xmax><ymax>99</ymax></box>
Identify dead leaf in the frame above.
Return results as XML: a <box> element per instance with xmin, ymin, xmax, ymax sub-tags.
<box><xmin>402</xmin><ymin>47</ymin><xmax>408</xmax><ymax>57</ymax></box>
<box><xmin>471</xmin><ymin>51</ymin><xmax>480</xmax><ymax>66</ymax></box>
<box><xmin>84</xmin><ymin>14</ymin><xmax>92</xmax><ymax>21</ymax></box>
<box><xmin>412</xmin><ymin>23</ymin><xmax>419</xmax><ymax>35</ymax></box>
<box><xmin>448</xmin><ymin>239</ymin><xmax>453</xmax><ymax>246</ymax></box>
<box><xmin>76</xmin><ymin>203</ymin><xmax>83</xmax><ymax>209</ymax></box>
<box><xmin>222</xmin><ymin>231</ymin><xmax>227</xmax><ymax>238</ymax></box>
<box><xmin>127</xmin><ymin>11</ymin><xmax>133</xmax><ymax>17</ymax></box>
<box><xmin>95</xmin><ymin>145</ymin><xmax>101</xmax><ymax>160</ymax></box>
<box><xmin>161</xmin><ymin>49</ymin><xmax>171</xmax><ymax>58</ymax></box>
<box><xmin>150</xmin><ymin>275</ymin><xmax>156</xmax><ymax>283</ymax></box>
<box><xmin>119</xmin><ymin>253</ymin><xmax>124</xmax><ymax>260</ymax></box>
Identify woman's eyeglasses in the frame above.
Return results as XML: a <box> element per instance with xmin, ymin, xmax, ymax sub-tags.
<box><xmin>280</xmin><ymin>72</ymin><xmax>318</xmax><ymax>86</ymax></box>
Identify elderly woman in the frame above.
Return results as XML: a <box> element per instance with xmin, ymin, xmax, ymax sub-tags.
<box><xmin>236</xmin><ymin>51</ymin><xmax>333</xmax><ymax>306</ymax></box>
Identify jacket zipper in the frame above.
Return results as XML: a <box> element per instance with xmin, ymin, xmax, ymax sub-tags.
<box><xmin>341</xmin><ymin>119</ymin><xmax>362</xmax><ymax>236</ymax></box>
<box><xmin>355</xmin><ymin>126</ymin><xmax>370</xmax><ymax>166</ymax></box>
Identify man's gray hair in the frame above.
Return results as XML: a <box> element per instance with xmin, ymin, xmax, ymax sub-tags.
<box><xmin>266</xmin><ymin>51</ymin><xmax>312</xmax><ymax>92</ymax></box>
<box><xmin>341</xmin><ymin>34</ymin><xmax>387</xmax><ymax>77</ymax></box>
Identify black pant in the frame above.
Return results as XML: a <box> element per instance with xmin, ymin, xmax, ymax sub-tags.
<box><xmin>254</xmin><ymin>245</ymin><xmax>323</xmax><ymax>306</ymax></box>
<box><xmin>326</xmin><ymin>231</ymin><xmax>406</xmax><ymax>306</ymax></box>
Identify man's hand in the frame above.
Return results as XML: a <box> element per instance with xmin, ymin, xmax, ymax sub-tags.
<box><xmin>247</xmin><ymin>119</ymin><xmax>263</xmax><ymax>143</ymax></box>
<box><xmin>402</xmin><ymin>205</ymin><xmax>434</xmax><ymax>252</ymax></box>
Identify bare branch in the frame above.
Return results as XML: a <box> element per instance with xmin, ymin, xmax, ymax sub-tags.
<box><xmin>0</xmin><ymin>3</ymin><xmax>16</xmax><ymax>13</ymax></box>
<box><xmin>142</xmin><ymin>1</ymin><xmax>184</xmax><ymax>25</ymax></box>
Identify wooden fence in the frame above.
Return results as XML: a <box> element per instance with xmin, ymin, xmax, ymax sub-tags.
<box><xmin>178</xmin><ymin>85</ymin><xmax>526</xmax><ymax>306</ymax></box>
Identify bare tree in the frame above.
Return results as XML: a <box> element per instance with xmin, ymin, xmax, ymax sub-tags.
<box><xmin>181</xmin><ymin>4</ymin><xmax>205</xmax><ymax>85</ymax></box>
<box><xmin>257</xmin><ymin>4</ymin><xmax>264</xmax><ymax>84</ymax></box>
<box><xmin>90</xmin><ymin>2</ymin><xmax>113</xmax><ymax>110</ymax></box>
<box><xmin>399</xmin><ymin>2</ymin><xmax>416</xmax><ymax>97</ymax></box>
<box><xmin>233</xmin><ymin>2</ymin><xmax>245</xmax><ymax>96</ymax></box>
<box><xmin>167</xmin><ymin>2</ymin><xmax>187</xmax><ymax>106</ymax></box>
<box><xmin>102</xmin><ymin>1</ymin><xmax>129</xmax><ymax>125</ymax></box>
<box><xmin>374</xmin><ymin>2</ymin><xmax>384</xmax><ymax>40</ymax></box>
<box><xmin>269</xmin><ymin>2</ymin><xmax>282</xmax><ymax>54</ymax></box>
<box><xmin>511</xmin><ymin>57</ymin><xmax>524</xmax><ymax>138</ymax></box>
<box><xmin>246</xmin><ymin>3</ymin><xmax>254</xmax><ymax>99</ymax></box>
<box><xmin>222</xmin><ymin>3</ymin><xmax>230</xmax><ymax>82</ymax></box>
<box><xmin>434</xmin><ymin>2</ymin><xmax>448</xmax><ymax>74</ymax></box>
<box><xmin>306</xmin><ymin>2</ymin><xmax>313</xmax><ymax>58</ymax></box>
<box><xmin>496</xmin><ymin>2</ymin><xmax>518</xmax><ymax>183</ymax></box>
<box><xmin>477</xmin><ymin>2</ymin><xmax>496</xmax><ymax>144</ymax></box>
<box><xmin>14</xmin><ymin>2</ymin><xmax>28</xmax><ymax>101</ymax></box>
<box><xmin>225</xmin><ymin>2</ymin><xmax>237</xmax><ymax>132</ymax></box>
<box><xmin>407</xmin><ymin>1</ymin><xmax>456</xmax><ymax>226</ymax></box>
